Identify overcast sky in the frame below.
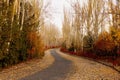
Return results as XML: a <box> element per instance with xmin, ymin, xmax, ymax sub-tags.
<box><xmin>43</xmin><ymin>0</ymin><xmax>73</xmax><ymax>30</ymax></box>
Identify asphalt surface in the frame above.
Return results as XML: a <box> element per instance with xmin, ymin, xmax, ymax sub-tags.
<box><xmin>20</xmin><ymin>49</ymin><xmax>120</xmax><ymax>80</ymax></box>
<box><xmin>20</xmin><ymin>50</ymin><xmax>73</xmax><ymax>80</ymax></box>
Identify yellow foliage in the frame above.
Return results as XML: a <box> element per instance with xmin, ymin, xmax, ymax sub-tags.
<box><xmin>110</xmin><ymin>27</ymin><xmax>120</xmax><ymax>47</ymax></box>
<box><xmin>27</xmin><ymin>31</ymin><xmax>45</xmax><ymax>58</ymax></box>
<box><xmin>95</xmin><ymin>31</ymin><xmax>115</xmax><ymax>51</ymax></box>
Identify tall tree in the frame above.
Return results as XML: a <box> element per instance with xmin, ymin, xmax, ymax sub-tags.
<box><xmin>62</xmin><ymin>9</ymin><xmax>72</xmax><ymax>49</ymax></box>
<box><xmin>0</xmin><ymin>0</ymin><xmax>44</xmax><ymax>67</ymax></box>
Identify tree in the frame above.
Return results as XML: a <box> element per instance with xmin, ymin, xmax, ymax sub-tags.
<box><xmin>41</xmin><ymin>23</ymin><xmax>60</xmax><ymax>48</ymax></box>
<box><xmin>108</xmin><ymin>0</ymin><xmax>120</xmax><ymax>29</ymax></box>
<box><xmin>62</xmin><ymin>9</ymin><xmax>72</xmax><ymax>49</ymax></box>
<box><xmin>0</xmin><ymin>0</ymin><xmax>45</xmax><ymax>68</ymax></box>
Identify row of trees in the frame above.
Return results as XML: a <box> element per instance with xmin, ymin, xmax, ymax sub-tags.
<box><xmin>62</xmin><ymin>0</ymin><xmax>120</xmax><ymax>56</ymax></box>
<box><xmin>40</xmin><ymin>23</ymin><xmax>61</xmax><ymax>48</ymax></box>
<box><xmin>0</xmin><ymin>0</ymin><xmax>44</xmax><ymax>68</ymax></box>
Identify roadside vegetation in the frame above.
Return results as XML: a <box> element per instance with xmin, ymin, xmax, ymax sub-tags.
<box><xmin>0</xmin><ymin>0</ymin><xmax>120</xmax><ymax>70</ymax></box>
<box><xmin>0</xmin><ymin>0</ymin><xmax>45</xmax><ymax>69</ymax></box>
<box><xmin>0</xmin><ymin>0</ymin><xmax>61</xmax><ymax>69</ymax></box>
<box><xmin>61</xmin><ymin>0</ymin><xmax>120</xmax><ymax>66</ymax></box>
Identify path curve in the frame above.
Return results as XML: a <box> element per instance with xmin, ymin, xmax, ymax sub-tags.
<box><xmin>21</xmin><ymin>49</ymin><xmax>120</xmax><ymax>80</ymax></box>
<box><xmin>20</xmin><ymin>50</ymin><xmax>74</xmax><ymax>80</ymax></box>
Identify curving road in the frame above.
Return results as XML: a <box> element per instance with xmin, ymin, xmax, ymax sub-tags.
<box><xmin>20</xmin><ymin>49</ymin><xmax>120</xmax><ymax>80</ymax></box>
<box><xmin>20</xmin><ymin>50</ymin><xmax>73</xmax><ymax>80</ymax></box>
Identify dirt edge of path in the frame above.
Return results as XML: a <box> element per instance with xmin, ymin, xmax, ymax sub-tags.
<box><xmin>0</xmin><ymin>49</ymin><xmax>55</xmax><ymax>80</ymax></box>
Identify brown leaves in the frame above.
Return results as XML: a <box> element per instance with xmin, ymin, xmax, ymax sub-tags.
<box><xmin>27</xmin><ymin>31</ymin><xmax>44</xmax><ymax>58</ymax></box>
<box><xmin>94</xmin><ymin>26</ymin><xmax>120</xmax><ymax>52</ymax></box>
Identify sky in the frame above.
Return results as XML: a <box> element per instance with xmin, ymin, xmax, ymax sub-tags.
<box><xmin>43</xmin><ymin>0</ymin><xmax>72</xmax><ymax>30</ymax></box>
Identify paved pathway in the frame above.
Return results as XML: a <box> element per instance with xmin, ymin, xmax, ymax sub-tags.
<box><xmin>20</xmin><ymin>50</ymin><xmax>73</xmax><ymax>80</ymax></box>
<box><xmin>20</xmin><ymin>49</ymin><xmax>120</xmax><ymax>80</ymax></box>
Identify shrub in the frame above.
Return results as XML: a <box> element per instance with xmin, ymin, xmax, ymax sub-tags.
<box><xmin>0</xmin><ymin>0</ymin><xmax>45</xmax><ymax>69</ymax></box>
<box><xmin>94</xmin><ymin>31</ymin><xmax>119</xmax><ymax>57</ymax></box>
<box><xmin>27</xmin><ymin>31</ymin><xmax>45</xmax><ymax>59</ymax></box>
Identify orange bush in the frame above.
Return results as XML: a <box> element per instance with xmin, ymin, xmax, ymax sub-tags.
<box><xmin>94</xmin><ymin>31</ymin><xmax>115</xmax><ymax>51</ymax></box>
<box><xmin>27</xmin><ymin>31</ymin><xmax>45</xmax><ymax>58</ymax></box>
<box><xmin>94</xmin><ymin>31</ymin><xmax>117</xmax><ymax>57</ymax></box>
